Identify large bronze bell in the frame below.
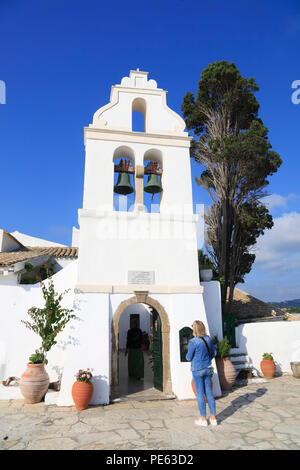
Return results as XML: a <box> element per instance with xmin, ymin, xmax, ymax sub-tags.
<box><xmin>114</xmin><ymin>172</ymin><xmax>134</xmax><ymax>195</ymax></box>
<box><xmin>144</xmin><ymin>174</ymin><xmax>163</xmax><ymax>194</ymax></box>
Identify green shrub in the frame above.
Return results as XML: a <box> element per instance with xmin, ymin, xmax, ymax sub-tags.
<box><xmin>29</xmin><ymin>349</ymin><xmax>47</xmax><ymax>364</ymax></box>
<box><xmin>212</xmin><ymin>335</ymin><xmax>231</xmax><ymax>358</ymax></box>
<box><xmin>262</xmin><ymin>352</ymin><xmax>274</xmax><ymax>361</ymax></box>
<box><xmin>21</xmin><ymin>279</ymin><xmax>75</xmax><ymax>364</ymax></box>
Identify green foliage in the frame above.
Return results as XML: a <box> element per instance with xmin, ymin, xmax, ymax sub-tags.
<box><xmin>287</xmin><ymin>306</ymin><xmax>300</xmax><ymax>313</ymax></box>
<box><xmin>21</xmin><ymin>276</ymin><xmax>37</xmax><ymax>285</ymax></box>
<box><xmin>262</xmin><ymin>352</ymin><xmax>274</xmax><ymax>360</ymax></box>
<box><xmin>198</xmin><ymin>249</ymin><xmax>215</xmax><ymax>270</ymax></box>
<box><xmin>20</xmin><ymin>262</ymin><xmax>55</xmax><ymax>285</ymax></box>
<box><xmin>24</xmin><ymin>262</ymin><xmax>34</xmax><ymax>272</ymax></box>
<box><xmin>38</xmin><ymin>263</ymin><xmax>54</xmax><ymax>281</ymax></box>
<box><xmin>21</xmin><ymin>278</ymin><xmax>75</xmax><ymax>363</ymax></box>
<box><xmin>212</xmin><ymin>335</ymin><xmax>231</xmax><ymax>358</ymax></box>
<box><xmin>182</xmin><ymin>60</ymin><xmax>260</xmax><ymax>137</ymax></box>
<box><xmin>29</xmin><ymin>349</ymin><xmax>47</xmax><ymax>364</ymax></box>
<box><xmin>181</xmin><ymin>60</ymin><xmax>282</xmax><ymax>315</ymax></box>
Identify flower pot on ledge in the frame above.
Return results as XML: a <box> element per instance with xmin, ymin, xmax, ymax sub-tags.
<box><xmin>200</xmin><ymin>269</ymin><xmax>213</xmax><ymax>282</ymax></box>
<box><xmin>260</xmin><ymin>359</ymin><xmax>276</xmax><ymax>379</ymax></box>
<box><xmin>291</xmin><ymin>362</ymin><xmax>300</xmax><ymax>378</ymax></box>
<box><xmin>72</xmin><ymin>381</ymin><xmax>94</xmax><ymax>410</ymax></box>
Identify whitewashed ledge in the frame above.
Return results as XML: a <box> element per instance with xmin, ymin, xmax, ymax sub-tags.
<box><xmin>0</xmin><ymin>383</ymin><xmax>59</xmax><ymax>405</ymax></box>
<box><xmin>0</xmin><ymin>383</ymin><xmax>23</xmax><ymax>400</ymax></box>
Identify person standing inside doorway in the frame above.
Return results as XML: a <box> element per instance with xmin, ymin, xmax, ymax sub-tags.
<box><xmin>125</xmin><ymin>318</ymin><xmax>144</xmax><ymax>380</ymax></box>
<box><xmin>186</xmin><ymin>320</ymin><xmax>217</xmax><ymax>426</ymax></box>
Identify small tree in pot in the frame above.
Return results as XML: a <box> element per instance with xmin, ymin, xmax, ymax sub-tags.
<box><xmin>213</xmin><ymin>336</ymin><xmax>236</xmax><ymax>391</ymax></box>
<box><xmin>20</xmin><ymin>279</ymin><xmax>75</xmax><ymax>403</ymax></box>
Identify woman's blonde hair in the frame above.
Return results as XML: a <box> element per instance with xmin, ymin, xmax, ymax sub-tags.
<box><xmin>192</xmin><ymin>320</ymin><xmax>207</xmax><ymax>338</ymax></box>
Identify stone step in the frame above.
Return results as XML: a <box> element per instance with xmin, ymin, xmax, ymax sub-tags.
<box><xmin>231</xmin><ymin>360</ymin><xmax>251</xmax><ymax>366</ymax></box>
<box><xmin>230</xmin><ymin>355</ymin><xmax>248</xmax><ymax>363</ymax></box>
<box><xmin>234</xmin><ymin>363</ymin><xmax>253</xmax><ymax>370</ymax></box>
<box><xmin>230</xmin><ymin>352</ymin><xmax>247</xmax><ymax>357</ymax></box>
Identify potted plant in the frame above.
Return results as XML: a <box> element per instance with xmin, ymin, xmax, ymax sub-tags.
<box><xmin>20</xmin><ymin>279</ymin><xmax>75</xmax><ymax>404</ymax></box>
<box><xmin>19</xmin><ymin>349</ymin><xmax>50</xmax><ymax>404</ymax></box>
<box><xmin>72</xmin><ymin>369</ymin><xmax>94</xmax><ymax>410</ymax></box>
<box><xmin>191</xmin><ymin>367</ymin><xmax>214</xmax><ymax>402</ymax></box>
<box><xmin>198</xmin><ymin>250</ymin><xmax>215</xmax><ymax>281</ymax></box>
<box><xmin>260</xmin><ymin>353</ymin><xmax>276</xmax><ymax>379</ymax></box>
<box><xmin>213</xmin><ymin>336</ymin><xmax>236</xmax><ymax>391</ymax></box>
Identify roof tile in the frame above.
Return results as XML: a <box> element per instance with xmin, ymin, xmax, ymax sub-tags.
<box><xmin>0</xmin><ymin>246</ymin><xmax>78</xmax><ymax>267</ymax></box>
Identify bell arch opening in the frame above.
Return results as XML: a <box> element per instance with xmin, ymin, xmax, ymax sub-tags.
<box><xmin>113</xmin><ymin>145</ymin><xmax>135</xmax><ymax>212</ymax></box>
<box><xmin>143</xmin><ymin>149</ymin><xmax>163</xmax><ymax>211</ymax></box>
<box><xmin>111</xmin><ymin>295</ymin><xmax>173</xmax><ymax>398</ymax></box>
<box><xmin>132</xmin><ymin>98</ymin><xmax>146</xmax><ymax>132</ymax></box>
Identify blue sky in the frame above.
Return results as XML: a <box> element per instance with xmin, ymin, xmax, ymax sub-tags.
<box><xmin>0</xmin><ymin>0</ymin><xmax>299</xmax><ymax>302</ymax></box>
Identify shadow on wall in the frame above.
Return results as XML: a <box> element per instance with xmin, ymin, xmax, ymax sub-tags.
<box><xmin>51</xmin><ymin>365</ymin><xmax>63</xmax><ymax>383</ymax></box>
<box><xmin>217</xmin><ymin>388</ymin><xmax>268</xmax><ymax>424</ymax></box>
<box><xmin>91</xmin><ymin>374</ymin><xmax>109</xmax><ymax>405</ymax></box>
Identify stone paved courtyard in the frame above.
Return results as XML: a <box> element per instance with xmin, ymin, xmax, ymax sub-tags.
<box><xmin>0</xmin><ymin>375</ymin><xmax>299</xmax><ymax>450</ymax></box>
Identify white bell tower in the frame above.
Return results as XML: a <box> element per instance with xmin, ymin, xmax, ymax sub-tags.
<box><xmin>76</xmin><ymin>69</ymin><xmax>200</xmax><ymax>289</ymax></box>
<box><xmin>58</xmin><ymin>70</ymin><xmax>222</xmax><ymax>406</ymax></box>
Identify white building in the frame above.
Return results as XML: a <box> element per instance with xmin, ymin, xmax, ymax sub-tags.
<box><xmin>0</xmin><ymin>70</ymin><xmax>224</xmax><ymax>405</ymax></box>
<box><xmin>58</xmin><ymin>69</ymin><xmax>222</xmax><ymax>405</ymax></box>
<box><xmin>0</xmin><ymin>229</ymin><xmax>76</xmax><ymax>286</ymax></box>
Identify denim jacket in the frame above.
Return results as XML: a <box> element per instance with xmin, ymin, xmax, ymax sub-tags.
<box><xmin>185</xmin><ymin>335</ymin><xmax>216</xmax><ymax>371</ymax></box>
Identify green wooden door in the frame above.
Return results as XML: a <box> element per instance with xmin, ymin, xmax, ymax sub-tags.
<box><xmin>152</xmin><ymin>309</ymin><xmax>163</xmax><ymax>391</ymax></box>
<box><xmin>222</xmin><ymin>315</ymin><xmax>236</xmax><ymax>348</ymax></box>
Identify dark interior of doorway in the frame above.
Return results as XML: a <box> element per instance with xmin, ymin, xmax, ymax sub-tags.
<box><xmin>112</xmin><ymin>305</ymin><xmax>170</xmax><ymax>402</ymax></box>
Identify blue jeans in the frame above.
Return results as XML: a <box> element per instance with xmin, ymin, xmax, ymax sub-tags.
<box><xmin>192</xmin><ymin>368</ymin><xmax>216</xmax><ymax>417</ymax></box>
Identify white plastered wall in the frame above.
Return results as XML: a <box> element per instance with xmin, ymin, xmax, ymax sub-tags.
<box><xmin>77</xmin><ymin>210</ymin><xmax>199</xmax><ymax>287</ymax></box>
<box><xmin>91</xmin><ymin>70</ymin><xmax>187</xmax><ymax>136</ymax></box>
<box><xmin>235</xmin><ymin>321</ymin><xmax>300</xmax><ymax>375</ymax></box>
<box><xmin>57</xmin><ymin>292</ymin><xmax>111</xmax><ymax>406</ymax></box>
<box><xmin>0</xmin><ymin>261</ymin><xmax>77</xmax><ymax>383</ymax></box>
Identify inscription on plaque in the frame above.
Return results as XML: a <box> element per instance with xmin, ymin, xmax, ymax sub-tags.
<box><xmin>128</xmin><ymin>270</ymin><xmax>155</xmax><ymax>285</ymax></box>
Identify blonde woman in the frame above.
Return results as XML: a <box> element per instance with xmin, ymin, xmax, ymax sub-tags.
<box><xmin>186</xmin><ymin>321</ymin><xmax>217</xmax><ymax>426</ymax></box>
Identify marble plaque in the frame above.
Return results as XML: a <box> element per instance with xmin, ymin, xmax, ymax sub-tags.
<box><xmin>128</xmin><ymin>270</ymin><xmax>155</xmax><ymax>285</ymax></box>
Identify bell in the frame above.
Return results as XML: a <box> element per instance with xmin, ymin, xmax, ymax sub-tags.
<box><xmin>144</xmin><ymin>174</ymin><xmax>163</xmax><ymax>194</ymax></box>
<box><xmin>114</xmin><ymin>172</ymin><xmax>134</xmax><ymax>195</ymax></box>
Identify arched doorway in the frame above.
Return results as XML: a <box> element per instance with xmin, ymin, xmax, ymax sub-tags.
<box><xmin>111</xmin><ymin>294</ymin><xmax>173</xmax><ymax>397</ymax></box>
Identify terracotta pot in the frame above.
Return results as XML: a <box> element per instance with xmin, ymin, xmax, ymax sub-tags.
<box><xmin>72</xmin><ymin>381</ymin><xmax>94</xmax><ymax>410</ymax></box>
<box><xmin>191</xmin><ymin>378</ymin><xmax>213</xmax><ymax>403</ymax></box>
<box><xmin>215</xmin><ymin>357</ymin><xmax>236</xmax><ymax>390</ymax></box>
<box><xmin>260</xmin><ymin>359</ymin><xmax>276</xmax><ymax>379</ymax></box>
<box><xmin>290</xmin><ymin>362</ymin><xmax>300</xmax><ymax>378</ymax></box>
<box><xmin>19</xmin><ymin>363</ymin><xmax>50</xmax><ymax>404</ymax></box>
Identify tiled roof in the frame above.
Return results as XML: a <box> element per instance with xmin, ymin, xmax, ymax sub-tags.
<box><xmin>228</xmin><ymin>287</ymin><xmax>282</xmax><ymax>319</ymax></box>
<box><xmin>0</xmin><ymin>246</ymin><xmax>78</xmax><ymax>267</ymax></box>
